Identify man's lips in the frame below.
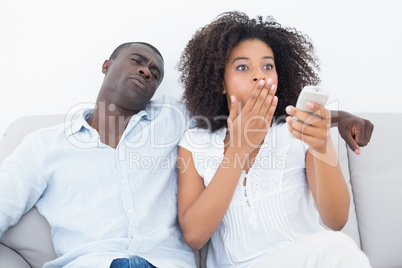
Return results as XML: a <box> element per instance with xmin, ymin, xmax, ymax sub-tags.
<box><xmin>129</xmin><ymin>77</ymin><xmax>146</xmax><ymax>90</ymax></box>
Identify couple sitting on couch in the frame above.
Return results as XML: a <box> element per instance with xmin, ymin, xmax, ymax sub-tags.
<box><xmin>0</xmin><ymin>12</ymin><xmax>373</xmax><ymax>268</ymax></box>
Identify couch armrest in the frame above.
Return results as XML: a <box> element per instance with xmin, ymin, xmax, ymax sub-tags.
<box><xmin>348</xmin><ymin>112</ymin><xmax>402</xmax><ymax>268</ymax></box>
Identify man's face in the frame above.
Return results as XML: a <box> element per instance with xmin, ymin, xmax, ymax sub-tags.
<box><xmin>102</xmin><ymin>44</ymin><xmax>164</xmax><ymax>112</ymax></box>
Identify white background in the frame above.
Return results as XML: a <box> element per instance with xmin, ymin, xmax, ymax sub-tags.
<box><xmin>1</xmin><ymin>0</ymin><xmax>401</xmax><ymax>138</ymax></box>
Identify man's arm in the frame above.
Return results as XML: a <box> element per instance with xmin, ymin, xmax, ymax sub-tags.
<box><xmin>331</xmin><ymin>110</ymin><xmax>374</xmax><ymax>155</ymax></box>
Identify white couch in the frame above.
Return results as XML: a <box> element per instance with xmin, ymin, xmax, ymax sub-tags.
<box><xmin>1</xmin><ymin>113</ymin><xmax>401</xmax><ymax>268</ymax></box>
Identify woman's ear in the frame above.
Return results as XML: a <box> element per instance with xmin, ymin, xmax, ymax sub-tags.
<box><xmin>222</xmin><ymin>81</ymin><xmax>227</xmax><ymax>94</ymax></box>
<box><xmin>102</xmin><ymin>60</ymin><xmax>110</xmax><ymax>74</ymax></box>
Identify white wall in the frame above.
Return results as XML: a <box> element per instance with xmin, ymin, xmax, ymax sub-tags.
<box><xmin>1</xmin><ymin>0</ymin><xmax>401</xmax><ymax>137</ymax></box>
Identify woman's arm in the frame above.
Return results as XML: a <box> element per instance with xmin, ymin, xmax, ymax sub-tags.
<box><xmin>177</xmin><ymin>80</ymin><xmax>278</xmax><ymax>250</ymax></box>
<box><xmin>286</xmin><ymin>103</ymin><xmax>350</xmax><ymax>230</ymax></box>
<box><xmin>177</xmin><ymin>146</ymin><xmax>246</xmax><ymax>250</ymax></box>
<box><xmin>304</xmin><ymin>137</ymin><xmax>350</xmax><ymax>230</ymax></box>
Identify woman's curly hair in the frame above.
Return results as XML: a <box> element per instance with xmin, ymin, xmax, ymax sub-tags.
<box><xmin>179</xmin><ymin>11</ymin><xmax>320</xmax><ymax>132</ymax></box>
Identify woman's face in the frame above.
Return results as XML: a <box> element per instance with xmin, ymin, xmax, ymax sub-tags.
<box><xmin>223</xmin><ymin>39</ymin><xmax>278</xmax><ymax>108</ymax></box>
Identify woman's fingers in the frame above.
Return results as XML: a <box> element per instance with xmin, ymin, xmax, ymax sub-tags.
<box><xmin>259</xmin><ymin>82</ymin><xmax>277</xmax><ymax>117</ymax></box>
<box><xmin>286</xmin><ymin>102</ymin><xmax>330</xmax><ymax>125</ymax></box>
<box><xmin>246</xmin><ymin>79</ymin><xmax>270</xmax><ymax>112</ymax></box>
<box><xmin>286</xmin><ymin>102</ymin><xmax>331</xmax><ymax>152</ymax></box>
<box><xmin>265</xmin><ymin>96</ymin><xmax>278</xmax><ymax>119</ymax></box>
<box><xmin>286</xmin><ymin>115</ymin><xmax>328</xmax><ymax>140</ymax></box>
<box><xmin>227</xmin><ymin>95</ymin><xmax>238</xmax><ymax>127</ymax></box>
<box><xmin>228</xmin><ymin>79</ymin><xmax>278</xmax><ymax>152</ymax></box>
<box><xmin>244</xmin><ymin>79</ymin><xmax>276</xmax><ymax>113</ymax></box>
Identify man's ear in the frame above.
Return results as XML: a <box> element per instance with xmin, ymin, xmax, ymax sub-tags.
<box><xmin>102</xmin><ymin>60</ymin><xmax>110</xmax><ymax>74</ymax></box>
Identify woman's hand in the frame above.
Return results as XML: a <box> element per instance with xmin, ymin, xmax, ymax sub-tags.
<box><xmin>285</xmin><ymin>101</ymin><xmax>331</xmax><ymax>154</ymax></box>
<box><xmin>226</xmin><ymin>79</ymin><xmax>278</xmax><ymax>156</ymax></box>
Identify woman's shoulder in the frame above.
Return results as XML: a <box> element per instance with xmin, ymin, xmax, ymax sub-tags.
<box><xmin>179</xmin><ymin>127</ymin><xmax>226</xmax><ymax>152</ymax></box>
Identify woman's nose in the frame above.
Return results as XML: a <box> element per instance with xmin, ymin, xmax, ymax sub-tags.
<box><xmin>252</xmin><ymin>77</ymin><xmax>264</xmax><ymax>82</ymax></box>
<box><xmin>252</xmin><ymin>69</ymin><xmax>265</xmax><ymax>82</ymax></box>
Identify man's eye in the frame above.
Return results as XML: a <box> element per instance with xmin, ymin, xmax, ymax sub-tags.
<box><xmin>131</xmin><ymin>58</ymin><xmax>140</xmax><ymax>63</ymax></box>
<box><xmin>236</xmin><ymin>65</ymin><xmax>248</xmax><ymax>71</ymax></box>
<box><xmin>152</xmin><ymin>72</ymin><xmax>158</xmax><ymax>80</ymax></box>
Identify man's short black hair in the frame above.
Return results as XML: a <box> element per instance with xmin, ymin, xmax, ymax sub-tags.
<box><xmin>109</xmin><ymin>42</ymin><xmax>163</xmax><ymax>61</ymax></box>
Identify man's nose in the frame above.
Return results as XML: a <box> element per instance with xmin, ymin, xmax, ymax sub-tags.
<box><xmin>138</xmin><ymin>67</ymin><xmax>151</xmax><ymax>81</ymax></box>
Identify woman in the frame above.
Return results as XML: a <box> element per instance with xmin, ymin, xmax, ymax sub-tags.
<box><xmin>177</xmin><ymin>11</ymin><xmax>371</xmax><ymax>267</ymax></box>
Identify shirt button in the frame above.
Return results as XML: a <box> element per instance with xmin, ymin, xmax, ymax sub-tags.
<box><xmin>121</xmin><ymin>179</ymin><xmax>126</xmax><ymax>184</ymax></box>
<box><xmin>127</xmin><ymin>209</ymin><xmax>133</xmax><ymax>214</ymax></box>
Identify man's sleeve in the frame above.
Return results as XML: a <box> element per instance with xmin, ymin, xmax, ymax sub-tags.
<box><xmin>0</xmin><ymin>134</ymin><xmax>46</xmax><ymax>236</ymax></box>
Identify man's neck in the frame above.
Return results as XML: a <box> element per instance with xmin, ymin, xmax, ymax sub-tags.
<box><xmin>87</xmin><ymin>105</ymin><xmax>137</xmax><ymax>148</ymax></box>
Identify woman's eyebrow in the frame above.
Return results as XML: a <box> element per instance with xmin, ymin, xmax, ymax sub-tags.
<box><xmin>232</xmin><ymin>57</ymin><xmax>249</xmax><ymax>63</ymax></box>
<box><xmin>232</xmin><ymin>56</ymin><xmax>274</xmax><ymax>63</ymax></box>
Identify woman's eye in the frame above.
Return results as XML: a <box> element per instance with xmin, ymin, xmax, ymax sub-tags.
<box><xmin>264</xmin><ymin>64</ymin><xmax>274</xmax><ymax>70</ymax></box>
<box><xmin>236</xmin><ymin>65</ymin><xmax>248</xmax><ymax>71</ymax></box>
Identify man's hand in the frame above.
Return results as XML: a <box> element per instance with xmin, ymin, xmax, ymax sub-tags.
<box><xmin>331</xmin><ymin>110</ymin><xmax>374</xmax><ymax>155</ymax></box>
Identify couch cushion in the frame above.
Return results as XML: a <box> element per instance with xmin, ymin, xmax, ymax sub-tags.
<box><xmin>0</xmin><ymin>207</ymin><xmax>56</xmax><ymax>268</ymax></box>
<box><xmin>0</xmin><ymin>243</ymin><xmax>30</xmax><ymax>268</ymax></box>
<box><xmin>348</xmin><ymin>113</ymin><xmax>402</xmax><ymax>268</ymax></box>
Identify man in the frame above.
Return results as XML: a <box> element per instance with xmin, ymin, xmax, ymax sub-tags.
<box><xmin>0</xmin><ymin>42</ymin><xmax>373</xmax><ymax>267</ymax></box>
<box><xmin>0</xmin><ymin>42</ymin><xmax>194</xmax><ymax>268</ymax></box>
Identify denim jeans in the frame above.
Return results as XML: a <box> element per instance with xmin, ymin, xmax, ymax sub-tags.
<box><xmin>110</xmin><ymin>257</ymin><xmax>157</xmax><ymax>268</ymax></box>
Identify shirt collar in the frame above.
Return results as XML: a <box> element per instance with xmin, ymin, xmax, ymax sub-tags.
<box><xmin>139</xmin><ymin>97</ymin><xmax>163</xmax><ymax>121</ymax></box>
<box><xmin>64</xmin><ymin>109</ymin><xmax>94</xmax><ymax>137</ymax></box>
<box><xmin>65</xmin><ymin>97</ymin><xmax>164</xmax><ymax>137</ymax></box>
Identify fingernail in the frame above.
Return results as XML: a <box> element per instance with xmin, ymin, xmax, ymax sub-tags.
<box><xmin>354</xmin><ymin>148</ymin><xmax>361</xmax><ymax>155</ymax></box>
<box><xmin>231</xmin><ymin>95</ymin><xmax>235</xmax><ymax>103</ymax></box>
<box><xmin>286</xmin><ymin>116</ymin><xmax>290</xmax><ymax>122</ymax></box>
<box><xmin>266</xmin><ymin>78</ymin><xmax>273</xmax><ymax>85</ymax></box>
<box><xmin>270</xmin><ymin>85</ymin><xmax>276</xmax><ymax>91</ymax></box>
<box><xmin>286</xmin><ymin>106</ymin><xmax>292</xmax><ymax>114</ymax></box>
<box><xmin>259</xmin><ymin>80</ymin><xmax>265</xmax><ymax>86</ymax></box>
<box><xmin>306</xmin><ymin>101</ymin><xmax>314</xmax><ymax>109</ymax></box>
<box><xmin>273</xmin><ymin>96</ymin><xmax>278</xmax><ymax>102</ymax></box>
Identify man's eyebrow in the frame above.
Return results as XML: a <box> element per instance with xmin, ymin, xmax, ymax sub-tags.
<box><xmin>130</xmin><ymin>53</ymin><xmax>148</xmax><ymax>61</ymax></box>
<box><xmin>232</xmin><ymin>56</ymin><xmax>274</xmax><ymax>63</ymax></box>
<box><xmin>130</xmin><ymin>53</ymin><xmax>162</xmax><ymax>77</ymax></box>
